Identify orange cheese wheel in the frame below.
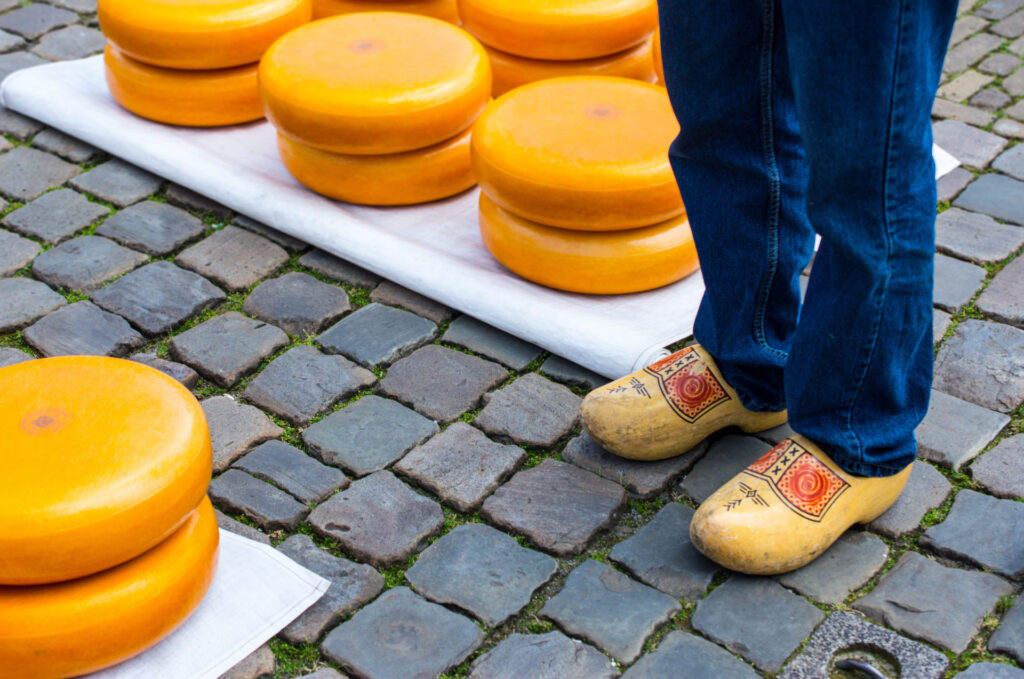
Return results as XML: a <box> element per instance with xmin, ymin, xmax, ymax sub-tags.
<box><xmin>486</xmin><ymin>38</ymin><xmax>656</xmax><ymax>97</ymax></box>
<box><xmin>458</xmin><ymin>0</ymin><xmax>657</xmax><ymax>60</ymax></box>
<box><xmin>653</xmin><ymin>28</ymin><xmax>664</xmax><ymax>83</ymax></box>
<box><xmin>279</xmin><ymin>127</ymin><xmax>475</xmax><ymax>205</ymax></box>
<box><xmin>479</xmin><ymin>194</ymin><xmax>698</xmax><ymax>294</ymax></box>
<box><xmin>104</xmin><ymin>45</ymin><xmax>263</xmax><ymax>127</ymax></box>
<box><xmin>472</xmin><ymin>76</ymin><xmax>683</xmax><ymax>231</ymax></box>
<box><xmin>0</xmin><ymin>498</ymin><xmax>219</xmax><ymax>679</ymax></box>
<box><xmin>98</xmin><ymin>0</ymin><xmax>312</xmax><ymax>70</ymax></box>
<box><xmin>0</xmin><ymin>356</ymin><xmax>212</xmax><ymax>585</ymax></box>
<box><xmin>313</xmin><ymin>0</ymin><xmax>459</xmax><ymax>23</ymax></box>
<box><xmin>260</xmin><ymin>13</ymin><xmax>491</xmax><ymax>154</ymax></box>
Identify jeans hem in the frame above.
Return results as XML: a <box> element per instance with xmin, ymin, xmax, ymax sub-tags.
<box><xmin>823</xmin><ymin>452</ymin><xmax>912</xmax><ymax>478</ymax></box>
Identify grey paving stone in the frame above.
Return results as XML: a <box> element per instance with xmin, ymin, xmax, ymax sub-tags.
<box><xmin>0</xmin><ymin>147</ymin><xmax>80</xmax><ymax>201</ymax></box>
<box><xmin>955</xmin><ymin>174</ymin><xmax>1024</xmax><ymax>224</ymax></box>
<box><xmin>175</xmin><ymin>226</ymin><xmax>289</xmax><ymax>293</ymax></box>
<box><xmin>934</xmin><ymin>252</ymin><xmax>987</xmax><ymax>311</ymax></box>
<box><xmin>990</xmin><ymin>599</ymin><xmax>1024</xmax><ymax>663</ymax></box>
<box><xmin>978</xmin><ymin>256</ymin><xmax>1024</xmax><ymax>326</ymax></box>
<box><xmin>691</xmin><ymin>576</ymin><xmax>825</xmax><ymax>673</ymax></box>
<box><xmin>3</xmin><ymin>188</ymin><xmax>109</xmax><ymax>244</ymax></box>
<box><xmin>0</xmin><ymin>347</ymin><xmax>31</xmax><ymax>368</ymax></box>
<box><xmin>235</xmin><ymin>440</ymin><xmax>348</xmax><ymax>504</ymax></box>
<box><xmin>317</xmin><ymin>302</ymin><xmax>436</xmax><ymax>368</ymax></box>
<box><xmin>933</xmin><ymin>98</ymin><xmax>996</xmax><ymax>127</ymax></box>
<box><xmin>276</xmin><ymin>535</ymin><xmax>384</xmax><ymax>645</ymax></box>
<box><xmin>1008</xmin><ymin>99</ymin><xmax>1024</xmax><ymax>121</ymax></box>
<box><xmin>130</xmin><ymin>353</ymin><xmax>200</xmax><ymax>389</ymax></box>
<box><xmin>32</xmin><ymin>25</ymin><xmax>105</xmax><ymax>60</ymax></box>
<box><xmin>1007</xmin><ymin>67</ymin><xmax>1024</xmax><ymax>96</ymax></box>
<box><xmin>214</xmin><ymin>508</ymin><xmax>271</xmax><ymax>546</ymax></box>
<box><xmin>995</xmin><ymin>143</ymin><xmax>1024</xmax><ymax>180</ymax></box>
<box><xmin>321</xmin><ymin>588</ymin><xmax>482</xmax><ymax>679</ymax></box>
<box><xmin>96</xmin><ymin>201</ymin><xmax>207</xmax><ymax>256</ymax></box>
<box><xmin>776</xmin><ymin>531</ymin><xmax>888</xmax><ymax>604</ymax></box>
<box><xmin>938</xmin><ymin>69</ymin><xmax>995</xmax><ymax>101</ymax></box>
<box><xmin>370</xmin><ymin>280</ymin><xmax>453</xmax><ymax>324</ymax></box>
<box><xmin>69</xmin><ymin>160</ymin><xmax>162</xmax><ymax>207</ymax></box>
<box><xmin>540</xmin><ymin>354</ymin><xmax>608</xmax><ymax>391</ymax></box>
<box><xmin>481</xmin><ymin>459</ymin><xmax>626</xmax><ymax>556</ymax></box>
<box><xmin>92</xmin><ymin>261</ymin><xmax>225</xmax><ymax>335</ymax></box>
<box><xmin>934</xmin><ymin>319</ymin><xmax>1024</xmax><ymax>413</ymax></box>
<box><xmin>22</xmin><ymin>300</ymin><xmax>143</xmax><ymax>357</ymax></box>
<box><xmin>475</xmin><ymin>373</ymin><xmax>580</xmax><ymax>447</ymax></box>
<box><xmin>868</xmin><ymin>461</ymin><xmax>953</xmax><ymax>537</ymax></box>
<box><xmin>243</xmin><ymin>272</ymin><xmax>350</xmax><ymax>337</ymax></box>
<box><xmin>956</xmin><ymin>664</ymin><xmax>1024</xmax><ymax>678</ymax></box>
<box><xmin>296</xmin><ymin>671</ymin><xmax>346</xmax><ymax>679</ymax></box>
<box><xmin>916</xmin><ymin>389</ymin><xmax>1010</xmax><ymax>469</ymax></box>
<box><xmin>541</xmin><ymin>559</ymin><xmax>680</xmax><ymax>664</ymax></box>
<box><xmin>949</xmin><ymin>15</ymin><xmax>989</xmax><ymax>45</ymax></box>
<box><xmin>0</xmin><ymin>106</ymin><xmax>41</xmax><ymax>140</ymax></box>
<box><xmin>469</xmin><ymin>631</ymin><xmax>620</xmax><ymax>679</ymax></box>
<box><xmin>308</xmin><ymin>470</ymin><xmax>444</xmax><ymax>567</ymax></box>
<box><xmin>944</xmin><ymin>33</ymin><xmax>1005</xmax><ymax>74</ymax></box>
<box><xmin>303</xmin><ymin>395</ymin><xmax>437</xmax><ymax>477</ymax></box>
<box><xmin>995</xmin><ymin>9</ymin><xmax>1024</xmax><ymax>35</ymax></box>
<box><xmin>978</xmin><ymin>0</ymin><xmax>1024</xmax><ymax>20</ymax></box>
<box><xmin>680</xmin><ymin>434</ymin><xmax>773</xmax><ymax>503</ymax></box>
<box><xmin>209</xmin><ymin>469</ymin><xmax>308</xmax><ymax>531</ymax></box>
<box><xmin>0</xmin><ymin>28</ymin><xmax>23</xmax><ymax>54</ymax></box>
<box><xmin>609</xmin><ymin>503</ymin><xmax>719</xmax><ymax>600</ymax></box>
<box><xmin>854</xmin><ymin>551</ymin><xmax>1014</xmax><ymax>652</ymax></box>
<box><xmin>778</xmin><ymin>611</ymin><xmax>949</xmax><ymax>679</ymax></box>
<box><xmin>299</xmin><ymin>249</ymin><xmax>381</xmax><ymax>288</ymax></box>
<box><xmin>622</xmin><ymin>631</ymin><xmax>758</xmax><ymax>679</ymax></box>
<box><xmin>243</xmin><ymin>345</ymin><xmax>376</xmax><ymax>426</ymax></box>
<box><xmin>0</xmin><ymin>228</ymin><xmax>40</xmax><ymax>275</ymax></box>
<box><xmin>969</xmin><ymin>87</ymin><xmax>1008</xmax><ymax>111</ymax></box>
<box><xmin>1013</xmin><ymin>35</ymin><xmax>1024</xmax><ymax>54</ymax></box>
<box><xmin>0</xmin><ymin>51</ymin><xmax>46</xmax><ymax>81</ymax></box>
<box><xmin>936</xmin><ymin>207</ymin><xmax>1024</xmax><ymax>264</ymax></box>
<box><xmin>31</xmin><ymin>235</ymin><xmax>146</xmax><ymax>293</ymax></box>
<box><xmin>970</xmin><ymin>434</ymin><xmax>1024</xmax><ymax>499</ymax></box>
<box><xmin>0</xmin><ymin>4</ymin><xmax>76</xmax><ymax>39</ymax></box>
<box><xmin>563</xmin><ymin>432</ymin><xmax>705</xmax><ymax>498</ymax></box>
<box><xmin>0</xmin><ymin>277</ymin><xmax>65</xmax><ymax>332</ymax></box>
<box><xmin>170</xmin><ymin>312</ymin><xmax>288</xmax><ymax>388</ymax></box>
<box><xmin>167</xmin><ymin>183</ymin><xmax>232</xmax><ymax>220</ymax></box>
<box><xmin>921</xmin><ymin>489</ymin><xmax>1024</xmax><ymax>578</ymax></box>
<box><xmin>995</xmin><ymin>118</ymin><xmax>1024</xmax><ymax>138</ymax></box>
<box><xmin>982</xmin><ymin>53</ymin><xmax>1024</xmax><ymax>75</ymax></box>
<box><xmin>393</xmin><ymin>422</ymin><xmax>525</xmax><ymax>512</ymax></box>
<box><xmin>406</xmin><ymin>523</ymin><xmax>557</xmax><ymax>626</ymax></box>
<box><xmin>934</xmin><ymin>309</ymin><xmax>952</xmax><ymax>343</ymax></box>
<box><xmin>31</xmin><ymin>128</ymin><xmax>99</xmax><ymax>163</ymax></box>
<box><xmin>218</xmin><ymin>644</ymin><xmax>275</xmax><ymax>679</ymax></box>
<box><xmin>381</xmin><ymin>345</ymin><xmax>508</xmax><ymax>422</ymax></box>
<box><xmin>233</xmin><ymin>215</ymin><xmax>307</xmax><ymax>252</ymax></box>
<box><xmin>937</xmin><ymin>167</ymin><xmax>976</xmax><ymax>202</ymax></box>
<box><xmin>201</xmin><ymin>395</ymin><xmax>283</xmax><ymax>473</ymax></box>
<box><xmin>442</xmin><ymin>316</ymin><xmax>542</xmax><ymax>370</ymax></box>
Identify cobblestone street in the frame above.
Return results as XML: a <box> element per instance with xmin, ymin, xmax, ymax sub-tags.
<box><xmin>1</xmin><ymin>1</ymin><xmax>1024</xmax><ymax>677</ymax></box>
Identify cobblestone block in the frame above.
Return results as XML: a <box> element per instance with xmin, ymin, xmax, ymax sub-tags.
<box><xmin>214</xmin><ymin>508</ymin><xmax>271</xmax><ymax>546</ymax></box>
<box><xmin>317</xmin><ymin>302</ymin><xmax>436</xmax><ymax>368</ymax></box>
<box><xmin>921</xmin><ymin>489</ymin><xmax>1024</xmax><ymax>578</ymax></box>
<box><xmin>937</xmin><ymin>167</ymin><xmax>975</xmax><ymax>202</ymax></box>
<box><xmin>978</xmin><ymin>256</ymin><xmax>1024</xmax><ymax>326</ymax></box>
<box><xmin>990</xmin><ymin>599</ymin><xmax>1024</xmax><ymax>663</ymax></box>
<box><xmin>994</xmin><ymin>144</ymin><xmax>1024</xmax><ymax>180</ymax></box>
<box><xmin>938</xmin><ymin>70</ymin><xmax>995</xmax><ymax>101</ymax></box>
<box><xmin>934</xmin><ymin>252</ymin><xmax>987</xmax><ymax>312</ymax></box>
<box><xmin>995</xmin><ymin>118</ymin><xmax>1024</xmax><ymax>138</ymax></box>
<box><xmin>321</xmin><ymin>588</ymin><xmax>482</xmax><ymax>679</ymax></box>
<box><xmin>475</xmin><ymin>373</ymin><xmax>580</xmax><ymax>447</ymax></box>
<box><xmin>0</xmin><ymin>4</ymin><xmax>76</xmax><ymax>39</ymax></box>
<box><xmin>0</xmin><ymin>29</ymin><xmax>23</xmax><ymax>54</ymax></box>
<box><xmin>949</xmin><ymin>15</ymin><xmax>989</xmax><ymax>45</ymax></box>
<box><xmin>955</xmin><ymin>174</ymin><xmax>1024</xmax><ymax>224</ymax></box>
<box><xmin>166</xmin><ymin>183</ymin><xmax>232</xmax><ymax>220</ymax></box>
<box><xmin>31</xmin><ymin>128</ymin><xmax>99</xmax><ymax>163</ymax></box>
<box><xmin>70</xmin><ymin>160</ymin><xmax>161</xmax><ymax>207</ymax></box>
<box><xmin>393</xmin><ymin>422</ymin><xmax>524</xmax><ymax>511</ymax></box>
<box><xmin>0</xmin><ymin>51</ymin><xmax>46</xmax><ymax>81</ymax></box>
<box><xmin>481</xmin><ymin>459</ymin><xmax>625</xmax><ymax>556</ymax></box>
<box><xmin>235</xmin><ymin>440</ymin><xmax>348</xmax><ymax>504</ymax></box>
<box><xmin>563</xmin><ymin>433</ymin><xmax>705</xmax><ymax>498</ymax></box>
<box><xmin>541</xmin><ymin>559</ymin><xmax>680</xmax><ymax>664</ymax></box>
<box><xmin>956</xmin><ymin>664</ymin><xmax>1024</xmax><ymax>678</ymax></box>
<box><xmin>242</xmin><ymin>345</ymin><xmax>376</xmax><ymax>426</ymax></box>
<box><xmin>243</xmin><ymin>272</ymin><xmax>350</xmax><ymax>337</ymax></box>
<box><xmin>622</xmin><ymin>631</ymin><xmax>758</xmax><ymax>679</ymax></box>
<box><xmin>0</xmin><ymin>277</ymin><xmax>65</xmax><ymax>332</ymax></box>
<box><xmin>854</xmin><ymin>551</ymin><xmax>1013</xmax><ymax>652</ymax></box>
<box><xmin>1008</xmin><ymin>99</ymin><xmax>1024</xmax><ymax>120</ymax></box>
<box><xmin>934</xmin><ymin>319</ymin><xmax>1024</xmax><ymax>412</ymax></box>
<box><xmin>381</xmin><ymin>345</ymin><xmax>508</xmax><ymax>421</ymax></box>
<box><xmin>0</xmin><ymin>228</ymin><xmax>39</xmax><ymax>275</ymax></box>
<box><xmin>995</xmin><ymin>8</ymin><xmax>1024</xmax><ymax>35</ymax></box>
<box><xmin>691</xmin><ymin>576</ymin><xmax>825</xmax><ymax>673</ymax></box>
<box><xmin>776</xmin><ymin>531</ymin><xmax>888</xmax><ymax>604</ymax></box>
<box><xmin>370</xmin><ymin>280</ymin><xmax>453</xmax><ymax>324</ymax></box>
<box><xmin>0</xmin><ymin>347</ymin><xmax>31</xmax><ymax>368</ymax></box>
<box><xmin>442</xmin><ymin>316</ymin><xmax>542</xmax><ymax>370</ymax></box>
<box><xmin>209</xmin><ymin>469</ymin><xmax>308</xmax><ymax>531</ymax></box>
<box><xmin>22</xmin><ymin>300</ymin><xmax>143</xmax><ymax>356</ymax></box>
<box><xmin>32</xmin><ymin>25</ymin><xmax>104</xmax><ymax>60</ymax></box>
<box><xmin>934</xmin><ymin>310</ymin><xmax>951</xmax><ymax>343</ymax></box>
<box><xmin>4</xmin><ymin>189</ymin><xmax>109</xmax><ymax>244</ymax></box>
<box><xmin>96</xmin><ymin>201</ymin><xmax>207</xmax><ymax>256</ymax></box>
<box><xmin>540</xmin><ymin>354</ymin><xmax>608</xmax><ymax>391</ymax></box>
<box><xmin>933</xmin><ymin>98</ymin><xmax>995</xmax><ymax>127</ymax></box>
<box><xmin>971</xmin><ymin>87</ymin><xmax>1012</xmax><ymax>110</ymax></box>
<box><xmin>176</xmin><ymin>226</ymin><xmax>289</xmax><ymax>292</ymax></box>
<box><xmin>201</xmin><ymin>395</ymin><xmax>283</xmax><ymax>473</ymax></box>
<box><xmin>0</xmin><ymin>105</ymin><xmax>41</xmax><ymax>140</ymax></box>
<box><xmin>298</xmin><ymin>249</ymin><xmax>381</xmax><ymax>288</ymax></box>
<box><xmin>32</xmin><ymin>235</ymin><xmax>146</xmax><ymax>293</ymax></box>
<box><xmin>218</xmin><ymin>645</ymin><xmax>275</xmax><ymax>679</ymax></box>
<box><xmin>982</xmin><ymin>53</ymin><xmax>1023</xmax><ymax>76</ymax></box>
<box><xmin>170</xmin><ymin>312</ymin><xmax>288</xmax><ymax>388</ymax></box>
<box><xmin>407</xmin><ymin>524</ymin><xmax>557</xmax><ymax>626</ymax></box>
<box><xmin>1006</xmin><ymin>67</ymin><xmax>1024</xmax><ymax>96</ymax></box>
<box><xmin>303</xmin><ymin>395</ymin><xmax>436</xmax><ymax>476</ymax></box>
<box><xmin>680</xmin><ymin>434</ymin><xmax>773</xmax><ymax>503</ymax></box>
<box><xmin>944</xmin><ymin>33</ymin><xmax>1004</xmax><ymax>73</ymax></box>
<box><xmin>916</xmin><ymin>389</ymin><xmax>1009</xmax><ymax>469</ymax></box>
<box><xmin>0</xmin><ymin>147</ymin><xmax>79</xmax><ymax>201</ymax></box>
<box><xmin>978</xmin><ymin>0</ymin><xmax>1024</xmax><ymax>20</ymax></box>
<box><xmin>130</xmin><ymin>353</ymin><xmax>200</xmax><ymax>389</ymax></box>
<box><xmin>970</xmin><ymin>435</ymin><xmax>1024</xmax><ymax>499</ymax></box>
<box><xmin>609</xmin><ymin>503</ymin><xmax>719</xmax><ymax>600</ymax></box>
<box><xmin>231</xmin><ymin>215</ymin><xmax>305</xmax><ymax>252</ymax></box>
<box><xmin>276</xmin><ymin>535</ymin><xmax>384</xmax><ymax>645</ymax></box>
<box><xmin>308</xmin><ymin>471</ymin><xmax>444</xmax><ymax>567</ymax></box>
<box><xmin>936</xmin><ymin>208</ymin><xmax>1024</xmax><ymax>264</ymax></box>
<box><xmin>869</xmin><ymin>461</ymin><xmax>952</xmax><ymax>537</ymax></box>
<box><xmin>470</xmin><ymin>632</ymin><xmax>620</xmax><ymax>679</ymax></box>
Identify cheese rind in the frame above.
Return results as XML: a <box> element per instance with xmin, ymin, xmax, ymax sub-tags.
<box><xmin>313</xmin><ymin>0</ymin><xmax>459</xmax><ymax>23</ymax></box>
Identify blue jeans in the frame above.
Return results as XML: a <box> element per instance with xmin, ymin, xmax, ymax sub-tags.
<box><xmin>659</xmin><ymin>0</ymin><xmax>957</xmax><ymax>476</ymax></box>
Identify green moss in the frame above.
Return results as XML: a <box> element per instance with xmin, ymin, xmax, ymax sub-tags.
<box><xmin>268</xmin><ymin>639</ymin><xmax>325</xmax><ymax>678</ymax></box>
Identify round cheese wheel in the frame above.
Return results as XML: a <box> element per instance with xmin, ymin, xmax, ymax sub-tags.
<box><xmin>478</xmin><ymin>194</ymin><xmax>698</xmax><ymax>294</ymax></box>
<box><xmin>313</xmin><ymin>0</ymin><xmax>459</xmax><ymax>23</ymax></box>
<box><xmin>472</xmin><ymin>76</ymin><xmax>683</xmax><ymax>231</ymax></box>
<box><xmin>105</xmin><ymin>45</ymin><xmax>263</xmax><ymax>127</ymax></box>
<box><xmin>278</xmin><ymin>127</ymin><xmax>475</xmax><ymax>205</ymax></box>
<box><xmin>486</xmin><ymin>38</ymin><xmax>656</xmax><ymax>97</ymax></box>
<box><xmin>653</xmin><ymin>28</ymin><xmax>663</xmax><ymax>83</ymax></box>
<box><xmin>0</xmin><ymin>356</ymin><xmax>212</xmax><ymax>585</ymax></box>
<box><xmin>260</xmin><ymin>13</ymin><xmax>491</xmax><ymax>154</ymax></box>
<box><xmin>0</xmin><ymin>498</ymin><xmax>218</xmax><ymax>679</ymax></box>
<box><xmin>458</xmin><ymin>0</ymin><xmax>657</xmax><ymax>60</ymax></box>
<box><xmin>99</xmin><ymin>0</ymin><xmax>312</xmax><ymax>70</ymax></box>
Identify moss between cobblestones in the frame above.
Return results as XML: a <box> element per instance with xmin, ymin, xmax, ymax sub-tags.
<box><xmin>268</xmin><ymin>639</ymin><xmax>329</xmax><ymax>678</ymax></box>
<box><xmin>0</xmin><ymin>329</ymin><xmax>38</xmax><ymax>356</ymax></box>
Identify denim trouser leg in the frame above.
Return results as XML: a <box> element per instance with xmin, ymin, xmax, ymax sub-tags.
<box><xmin>659</xmin><ymin>0</ymin><xmax>956</xmax><ymax>476</ymax></box>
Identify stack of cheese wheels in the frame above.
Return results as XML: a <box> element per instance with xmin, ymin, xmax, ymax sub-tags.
<box><xmin>98</xmin><ymin>0</ymin><xmax>312</xmax><ymax>126</ymax></box>
<box><xmin>313</xmin><ymin>0</ymin><xmax>459</xmax><ymax>24</ymax></box>
<box><xmin>459</xmin><ymin>0</ymin><xmax>658</xmax><ymax>96</ymax></box>
<box><xmin>261</xmin><ymin>13</ymin><xmax>491</xmax><ymax>205</ymax></box>
<box><xmin>472</xmin><ymin>76</ymin><xmax>698</xmax><ymax>295</ymax></box>
<box><xmin>0</xmin><ymin>356</ymin><xmax>217</xmax><ymax>678</ymax></box>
